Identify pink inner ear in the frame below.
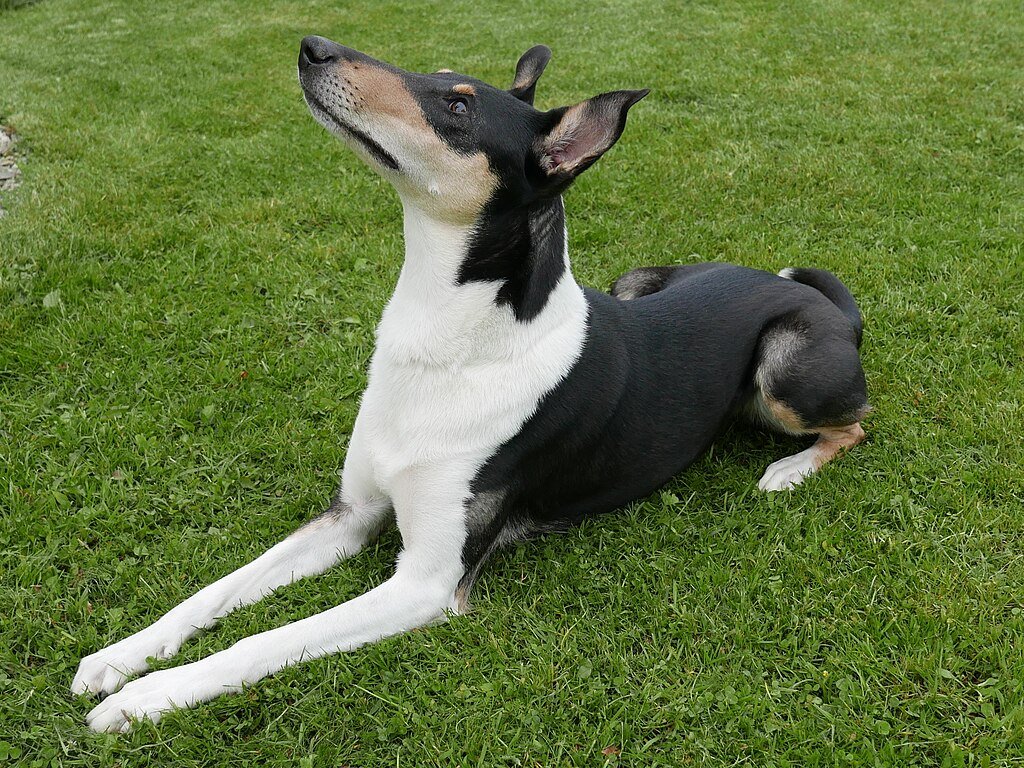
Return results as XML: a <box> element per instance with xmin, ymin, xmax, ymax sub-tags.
<box><xmin>542</xmin><ymin>106</ymin><xmax>618</xmax><ymax>175</ymax></box>
<box><xmin>540</xmin><ymin>90</ymin><xmax>646</xmax><ymax>178</ymax></box>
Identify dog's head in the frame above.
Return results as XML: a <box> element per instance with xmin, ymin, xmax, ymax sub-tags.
<box><xmin>298</xmin><ymin>37</ymin><xmax>647</xmax><ymax>223</ymax></box>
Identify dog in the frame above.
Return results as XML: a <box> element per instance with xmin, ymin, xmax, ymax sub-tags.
<box><xmin>73</xmin><ymin>37</ymin><xmax>868</xmax><ymax>732</ymax></box>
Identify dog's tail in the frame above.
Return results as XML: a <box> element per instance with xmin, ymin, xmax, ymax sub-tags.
<box><xmin>779</xmin><ymin>267</ymin><xmax>863</xmax><ymax>346</ymax></box>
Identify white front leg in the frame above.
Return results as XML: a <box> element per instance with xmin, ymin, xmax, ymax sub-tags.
<box><xmin>73</xmin><ymin>418</ymin><xmax>390</xmax><ymax>697</ymax></box>
<box><xmin>85</xmin><ymin>468</ymin><xmax>471</xmax><ymax>733</ymax></box>
<box><xmin>71</xmin><ymin>496</ymin><xmax>391</xmax><ymax>698</ymax></box>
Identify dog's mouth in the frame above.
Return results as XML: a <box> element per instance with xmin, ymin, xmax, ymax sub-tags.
<box><xmin>303</xmin><ymin>92</ymin><xmax>400</xmax><ymax>171</ymax></box>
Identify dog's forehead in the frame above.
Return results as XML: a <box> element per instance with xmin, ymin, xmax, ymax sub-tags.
<box><xmin>408</xmin><ymin>70</ymin><xmax>504</xmax><ymax>96</ymax></box>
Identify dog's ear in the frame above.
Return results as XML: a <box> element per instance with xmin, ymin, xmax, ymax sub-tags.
<box><xmin>534</xmin><ymin>89</ymin><xmax>649</xmax><ymax>181</ymax></box>
<box><xmin>509</xmin><ymin>45</ymin><xmax>551</xmax><ymax>105</ymax></box>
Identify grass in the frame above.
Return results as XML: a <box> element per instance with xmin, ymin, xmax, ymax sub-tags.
<box><xmin>1</xmin><ymin>0</ymin><xmax>1022</xmax><ymax>764</ymax></box>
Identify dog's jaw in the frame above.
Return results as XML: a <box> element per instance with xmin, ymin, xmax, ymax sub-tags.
<box><xmin>302</xmin><ymin>90</ymin><xmax>401</xmax><ymax>171</ymax></box>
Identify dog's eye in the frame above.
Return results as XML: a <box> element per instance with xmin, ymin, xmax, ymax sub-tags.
<box><xmin>447</xmin><ymin>97</ymin><xmax>469</xmax><ymax>115</ymax></box>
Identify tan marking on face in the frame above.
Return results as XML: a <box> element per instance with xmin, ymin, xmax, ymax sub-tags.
<box><xmin>323</xmin><ymin>59</ymin><xmax>497</xmax><ymax>223</ymax></box>
<box><xmin>412</xmin><ymin>149</ymin><xmax>497</xmax><ymax>224</ymax></box>
<box><xmin>452</xmin><ymin>83</ymin><xmax>475</xmax><ymax>95</ymax></box>
<box><xmin>337</xmin><ymin>60</ymin><xmax>431</xmax><ymax>128</ymax></box>
<box><xmin>435</xmin><ymin>68</ymin><xmax>453</xmax><ymax>73</ymax></box>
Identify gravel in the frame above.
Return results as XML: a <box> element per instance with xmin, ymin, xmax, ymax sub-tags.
<box><xmin>0</xmin><ymin>125</ymin><xmax>22</xmax><ymax>216</ymax></box>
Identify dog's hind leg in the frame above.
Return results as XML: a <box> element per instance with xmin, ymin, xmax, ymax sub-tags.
<box><xmin>757</xmin><ymin>423</ymin><xmax>866</xmax><ymax>491</ymax></box>
<box><xmin>610</xmin><ymin>264</ymin><xmax>726</xmax><ymax>300</ymax></box>
<box><xmin>84</xmin><ymin>465</ymin><xmax>472</xmax><ymax>733</ymax></box>
<box><xmin>748</xmin><ymin>305</ymin><xmax>869</xmax><ymax>491</ymax></box>
<box><xmin>72</xmin><ymin>425</ymin><xmax>391</xmax><ymax>697</ymax></box>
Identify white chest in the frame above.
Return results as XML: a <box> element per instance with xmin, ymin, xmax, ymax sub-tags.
<box><xmin>357</xmin><ymin>273</ymin><xmax>588</xmax><ymax>490</ymax></box>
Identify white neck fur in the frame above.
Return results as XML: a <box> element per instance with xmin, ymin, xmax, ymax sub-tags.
<box><xmin>374</xmin><ymin>197</ymin><xmax>586</xmax><ymax>368</ymax></box>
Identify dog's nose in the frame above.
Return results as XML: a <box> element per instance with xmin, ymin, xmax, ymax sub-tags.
<box><xmin>300</xmin><ymin>36</ymin><xmax>343</xmax><ymax>66</ymax></box>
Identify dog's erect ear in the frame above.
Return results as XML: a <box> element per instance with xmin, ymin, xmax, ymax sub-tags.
<box><xmin>535</xmin><ymin>89</ymin><xmax>649</xmax><ymax>180</ymax></box>
<box><xmin>509</xmin><ymin>45</ymin><xmax>552</xmax><ymax>105</ymax></box>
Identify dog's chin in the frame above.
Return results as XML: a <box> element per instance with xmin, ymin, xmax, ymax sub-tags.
<box><xmin>302</xmin><ymin>93</ymin><xmax>401</xmax><ymax>172</ymax></box>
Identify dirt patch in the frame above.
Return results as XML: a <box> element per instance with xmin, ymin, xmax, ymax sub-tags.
<box><xmin>0</xmin><ymin>125</ymin><xmax>22</xmax><ymax>217</ymax></box>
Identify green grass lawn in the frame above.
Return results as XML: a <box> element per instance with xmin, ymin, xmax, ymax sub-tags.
<box><xmin>2</xmin><ymin>0</ymin><xmax>1022</xmax><ymax>764</ymax></box>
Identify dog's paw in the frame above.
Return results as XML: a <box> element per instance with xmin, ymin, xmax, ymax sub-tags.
<box><xmin>757</xmin><ymin>451</ymin><xmax>816</xmax><ymax>491</ymax></box>
<box><xmin>85</xmin><ymin>661</ymin><xmax>234</xmax><ymax>733</ymax></box>
<box><xmin>85</xmin><ymin>669</ymin><xmax>185</xmax><ymax>733</ymax></box>
<box><xmin>72</xmin><ymin>632</ymin><xmax>182</xmax><ymax>697</ymax></box>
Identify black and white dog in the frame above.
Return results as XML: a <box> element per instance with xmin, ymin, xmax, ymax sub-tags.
<box><xmin>74</xmin><ymin>38</ymin><xmax>868</xmax><ymax>732</ymax></box>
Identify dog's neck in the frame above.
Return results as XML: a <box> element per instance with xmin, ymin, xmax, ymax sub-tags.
<box><xmin>375</xmin><ymin>196</ymin><xmax>585</xmax><ymax>367</ymax></box>
<box><xmin>457</xmin><ymin>196</ymin><xmax>569</xmax><ymax>323</ymax></box>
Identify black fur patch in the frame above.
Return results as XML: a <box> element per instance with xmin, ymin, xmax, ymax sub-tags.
<box><xmin>457</xmin><ymin>197</ymin><xmax>566</xmax><ymax>321</ymax></box>
<box><xmin>459</xmin><ymin>265</ymin><xmax>868</xmax><ymax>584</ymax></box>
<box><xmin>781</xmin><ymin>267</ymin><xmax>864</xmax><ymax>346</ymax></box>
<box><xmin>755</xmin><ymin>311</ymin><xmax>868</xmax><ymax>428</ymax></box>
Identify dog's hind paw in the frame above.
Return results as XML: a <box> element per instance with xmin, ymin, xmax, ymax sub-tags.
<box><xmin>757</xmin><ymin>450</ymin><xmax>817</xmax><ymax>491</ymax></box>
<box><xmin>758</xmin><ymin>425</ymin><xmax>864</xmax><ymax>492</ymax></box>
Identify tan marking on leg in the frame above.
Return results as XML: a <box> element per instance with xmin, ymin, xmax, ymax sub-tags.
<box><xmin>762</xmin><ymin>394</ymin><xmax>809</xmax><ymax>435</ymax></box>
<box><xmin>758</xmin><ymin>422</ymin><xmax>865</xmax><ymax>491</ymax></box>
<box><xmin>453</xmin><ymin>584</ymin><xmax>471</xmax><ymax>614</ymax></box>
<box><xmin>808</xmin><ymin>422</ymin><xmax>866</xmax><ymax>470</ymax></box>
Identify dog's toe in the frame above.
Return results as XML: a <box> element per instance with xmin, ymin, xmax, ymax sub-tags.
<box><xmin>86</xmin><ymin>674</ymin><xmax>174</xmax><ymax>733</ymax></box>
<box><xmin>72</xmin><ymin>640</ymin><xmax>155</xmax><ymax>697</ymax></box>
<box><xmin>71</xmin><ymin>623</ymin><xmax>193</xmax><ymax>698</ymax></box>
<box><xmin>85</xmin><ymin>661</ymin><xmax>228</xmax><ymax>733</ymax></box>
<box><xmin>72</xmin><ymin>654</ymin><xmax>130</xmax><ymax>697</ymax></box>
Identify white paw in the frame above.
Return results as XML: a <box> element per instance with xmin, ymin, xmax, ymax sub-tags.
<box><xmin>72</xmin><ymin>630</ymin><xmax>182</xmax><ymax>697</ymax></box>
<box><xmin>758</xmin><ymin>451</ymin><xmax>817</xmax><ymax>491</ymax></box>
<box><xmin>85</xmin><ymin>662</ymin><xmax>229</xmax><ymax>733</ymax></box>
